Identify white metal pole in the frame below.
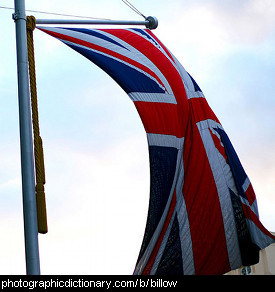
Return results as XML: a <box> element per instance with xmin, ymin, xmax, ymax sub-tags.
<box><xmin>13</xmin><ymin>0</ymin><xmax>40</xmax><ymax>275</ymax></box>
<box><xmin>35</xmin><ymin>16</ymin><xmax>158</xmax><ymax>29</ymax></box>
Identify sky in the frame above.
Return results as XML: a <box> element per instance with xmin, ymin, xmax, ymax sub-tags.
<box><xmin>0</xmin><ymin>0</ymin><xmax>274</xmax><ymax>275</ymax></box>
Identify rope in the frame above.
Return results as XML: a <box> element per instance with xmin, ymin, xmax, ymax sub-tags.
<box><xmin>0</xmin><ymin>6</ymin><xmax>112</xmax><ymax>20</ymax></box>
<box><xmin>121</xmin><ymin>0</ymin><xmax>146</xmax><ymax>19</ymax></box>
<box><xmin>26</xmin><ymin>16</ymin><xmax>48</xmax><ymax>234</ymax></box>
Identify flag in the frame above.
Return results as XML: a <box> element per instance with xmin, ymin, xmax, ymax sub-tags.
<box><xmin>38</xmin><ymin>26</ymin><xmax>275</xmax><ymax>275</ymax></box>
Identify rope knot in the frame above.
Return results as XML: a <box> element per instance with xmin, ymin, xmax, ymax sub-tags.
<box><xmin>26</xmin><ymin>15</ymin><xmax>36</xmax><ymax>31</ymax></box>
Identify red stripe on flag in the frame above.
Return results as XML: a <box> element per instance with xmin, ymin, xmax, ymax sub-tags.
<box><xmin>188</xmin><ymin>97</ymin><xmax>220</xmax><ymax>124</ymax></box>
<box><xmin>182</xmin><ymin>124</ymin><xmax>231</xmax><ymax>274</ymax></box>
<box><xmin>241</xmin><ymin>203</ymin><xmax>275</xmax><ymax>239</ymax></box>
<box><xmin>145</xmin><ymin>29</ymin><xmax>176</xmax><ymax>64</ymax></box>
<box><xmin>244</xmin><ymin>184</ymin><xmax>256</xmax><ymax>206</ymax></box>
<box><xmin>209</xmin><ymin>129</ymin><xmax>228</xmax><ymax>163</ymax></box>
<box><xmin>142</xmin><ymin>191</ymin><xmax>177</xmax><ymax>275</ymax></box>
<box><xmin>134</xmin><ymin>101</ymin><xmax>184</xmax><ymax>137</ymax></box>
<box><xmin>101</xmin><ymin>29</ymin><xmax>190</xmax><ymax>132</ymax></box>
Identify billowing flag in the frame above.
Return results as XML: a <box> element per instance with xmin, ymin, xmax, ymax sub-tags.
<box><xmin>38</xmin><ymin>26</ymin><xmax>275</xmax><ymax>275</ymax></box>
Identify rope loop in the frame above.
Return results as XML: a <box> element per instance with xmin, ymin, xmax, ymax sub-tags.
<box><xmin>26</xmin><ymin>15</ymin><xmax>36</xmax><ymax>31</ymax></box>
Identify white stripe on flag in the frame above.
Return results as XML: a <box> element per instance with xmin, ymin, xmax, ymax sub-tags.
<box><xmin>197</xmin><ymin>120</ymin><xmax>242</xmax><ymax>270</ymax></box>
<box><xmin>175</xmin><ymin>157</ymin><xmax>195</xmax><ymax>274</ymax></box>
<box><xmin>128</xmin><ymin>92</ymin><xmax>177</xmax><ymax>104</ymax></box>
<box><xmin>147</xmin><ymin>133</ymin><xmax>184</xmax><ymax>149</ymax></box>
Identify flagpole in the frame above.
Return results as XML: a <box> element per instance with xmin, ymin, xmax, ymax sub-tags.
<box><xmin>35</xmin><ymin>16</ymin><xmax>158</xmax><ymax>29</ymax></box>
<box><xmin>13</xmin><ymin>0</ymin><xmax>40</xmax><ymax>275</ymax></box>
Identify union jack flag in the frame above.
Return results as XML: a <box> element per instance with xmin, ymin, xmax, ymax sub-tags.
<box><xmin>39</xmin><ymin>26</ymin><xmax>275</xmax><ymax>275</ymax></box>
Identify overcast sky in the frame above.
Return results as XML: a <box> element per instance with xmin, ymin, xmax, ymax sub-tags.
<box><xmin>0</xmin><ymin>0</ymin><xmax>274</xmax><ymax>275</ymax></box>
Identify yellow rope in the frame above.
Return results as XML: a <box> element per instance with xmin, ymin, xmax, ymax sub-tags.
<box><xmin>26</xmin><ymin>16</ymin><xmax>48</xmax><ymax>234</ymax></box>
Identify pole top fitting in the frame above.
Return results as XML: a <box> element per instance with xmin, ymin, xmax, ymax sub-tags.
<box><xmin>145</xmin><ymin>16</ymin><xmax>158</xmax><ymax>30</ymax></box>
<box><xmin>12</xmin><ymin>11</ymin><xmax>26</xmax><ymax>21</ymax></box>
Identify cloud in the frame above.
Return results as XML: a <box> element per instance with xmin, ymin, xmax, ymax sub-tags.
<box><xmin>0</xmin><ymin>218</ymin><xmax>25</xmax><ymax>275</ymax></box>
<box><xmin>209</xmin><ymin>0</ymin><xmax>275</xmax><ymax>44</ymax></box>
<box><xmin>158</xmin><ymin>0</ymin><xmax>275</xmax><ymax>62</ymax></box>
<box><xmin>202</xmin><ymin>0</ymin><xmax>275</xmax><ymax>44</ymax></box>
